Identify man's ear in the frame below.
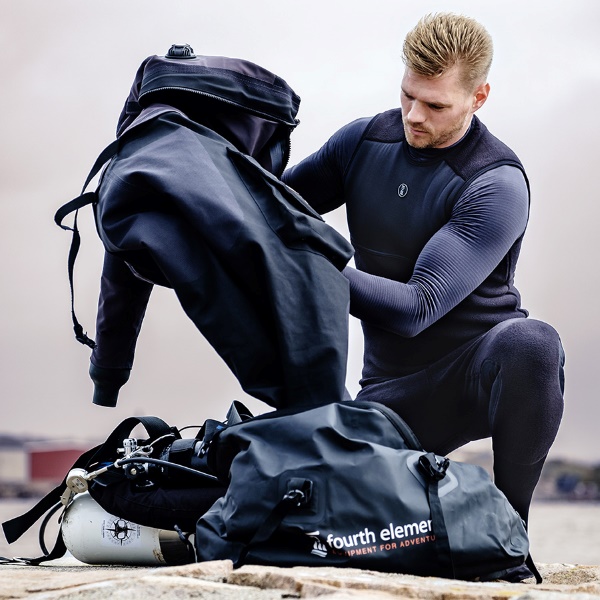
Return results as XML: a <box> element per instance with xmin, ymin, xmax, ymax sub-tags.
<box><xmin>472</xmin><ymin>82</ymin><xmax>490</xmax><ymax>112</ymax></box>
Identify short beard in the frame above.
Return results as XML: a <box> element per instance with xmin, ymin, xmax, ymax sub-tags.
<box><xmin>403</xmin><ymin>118</ymin><xmax>469</xmax><ymax>149</ymax></box>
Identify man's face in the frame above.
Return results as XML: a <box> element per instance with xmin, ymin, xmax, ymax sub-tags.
<box><xmin>400</xmin><ymin>66</ymin><xmax>489</xmax><ymax>149</ymax></box>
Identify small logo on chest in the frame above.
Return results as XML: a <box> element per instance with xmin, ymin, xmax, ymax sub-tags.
<box><xmin>397</xmin><ymin>183</ymin><xmax>409</xmax><ymax>198</ymax></box>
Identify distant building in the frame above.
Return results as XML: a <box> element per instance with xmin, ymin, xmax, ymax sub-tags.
<box><xmin>26</xmin><ymin>441</ymin><xmax>90</xmax><ymax>492</ymax></box>
<box><xmin>0</xmin><ymin>438</ymin><xmax>91</xmax><ymax>497</ymax></box>
<box><xmin>0</xmin><ymin>448</ymin><xmax>28</xmax><ymax>485</ymax></box>
<box><xmin>0</xmin><ymin>439</ymin><xmax>27</xmax><ymax>497</ymax></box>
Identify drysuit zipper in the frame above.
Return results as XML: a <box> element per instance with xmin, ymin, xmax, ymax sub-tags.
<box><xmin>139</xmin><ymin>86</ymin><xmax>297</xmax><ymax>127</ymax></box>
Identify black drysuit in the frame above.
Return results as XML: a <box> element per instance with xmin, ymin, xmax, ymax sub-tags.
<box><xmin>88</xmin><ymin>52</ymin><xmax>354</xmax><ymax>410</ymax></box>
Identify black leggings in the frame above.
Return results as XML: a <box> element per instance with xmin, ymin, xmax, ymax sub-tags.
<box><xmin>356</xmin><ymin>318</ymin><xmax>565</xmax><ymax>524</ymax></box>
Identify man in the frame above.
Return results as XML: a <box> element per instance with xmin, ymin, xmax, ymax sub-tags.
<box><xmin>283</xmin><ymin>13</ymin><xmax>564</xmax><ymax>550</ymax></box>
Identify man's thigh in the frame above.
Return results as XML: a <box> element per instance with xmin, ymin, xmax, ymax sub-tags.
<box><xmin>357</xmin><ymin>317</ymin><xmax>564</xmax><ymax>455</ymax></box>
<box><xmin>356</xmin><ymin>338</ymin><xmax>487</xmax><ymax>453</ymax></box>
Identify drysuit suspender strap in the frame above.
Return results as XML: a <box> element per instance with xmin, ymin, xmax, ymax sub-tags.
<box><xmin>53</xmin><ymin>139</ymin><xmax>120</xmax><ymax>349</ymax></box>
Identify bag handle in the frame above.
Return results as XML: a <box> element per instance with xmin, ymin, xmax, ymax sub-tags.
<box><xmin>235</xmin><ymin>478</ymin><xmax>313</xmax><ymax>567</ymax></box>
<box><xmin>53</xmin><ymin>139</ymin><xmax>120</xmax><ymax>349</ymax></box>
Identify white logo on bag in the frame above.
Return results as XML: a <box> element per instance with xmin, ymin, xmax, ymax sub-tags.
<box><xmin>306</xmin><ymin>531</ymin><xmax>328</xmax><ymax>557</ymax></box>
<box><xmin>305</xmin><ymin>520</ymin><xmax>436</xmax><ymax>560</ymax></box>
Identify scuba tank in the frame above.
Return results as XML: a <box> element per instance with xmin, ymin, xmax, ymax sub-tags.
<box><xmin>2</xmin><ymin>408</ymin><xmax>247</xmax><ymax>567</ymax></box>
<box><xmin>61</xmin><ymin>491</ymin><xmax>193</xmax><ymax>566</ymax></box>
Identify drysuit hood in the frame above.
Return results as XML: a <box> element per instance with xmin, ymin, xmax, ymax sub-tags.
<box><xmin>116</xmin><ymin>45</ymin><xmax>301</xmax><ymax>175</ymax></box>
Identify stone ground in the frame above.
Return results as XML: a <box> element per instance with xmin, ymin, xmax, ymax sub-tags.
<box><xmin>0</xmin><ymin>559</ymin><xmax>599</xmax><ymax>599</ymax></box>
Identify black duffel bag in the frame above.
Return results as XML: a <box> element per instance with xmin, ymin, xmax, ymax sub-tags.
<box><xmin>196</xmin><ymin>400</ymin><xmax>538</xmax><ymax>582</ymax></box>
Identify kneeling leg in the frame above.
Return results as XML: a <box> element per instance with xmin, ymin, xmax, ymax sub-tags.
<box><xmin>474</xmin><ymin>319</ymin><xmax>565</xmax><ymax>523</ymax></box>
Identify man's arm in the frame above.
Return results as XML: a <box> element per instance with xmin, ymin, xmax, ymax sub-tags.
<box><xmin>344</xmin><ymin>166</ymin><xmax>529</xmax><ymax>337</ymax></box>
<box><xmin>282</xmin><ymin>118</ymin><xmax>370</xmax><ymax>214</ymax></box>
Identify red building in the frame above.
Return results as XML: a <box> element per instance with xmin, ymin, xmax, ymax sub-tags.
<box><xmin>27</xmin><ymin>442</ymin><xmax>90</xmax><ymax>487</ymax></box>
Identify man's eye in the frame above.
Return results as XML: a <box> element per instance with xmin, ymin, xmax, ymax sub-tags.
<box><xmin>429</xmin><ymin>105</ymin><xmax>445</xmax><ymax>111</ymax></box>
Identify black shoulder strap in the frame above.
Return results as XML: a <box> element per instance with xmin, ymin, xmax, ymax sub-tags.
<box><xmin>53</xmin><ymin>139</ymin><xmax>120</xmax><ymax>349</ymax></box>
<box><xmin>2</xmin><ymin>445</ymin><xmax>98</xmax><ymax>546</ymax></box>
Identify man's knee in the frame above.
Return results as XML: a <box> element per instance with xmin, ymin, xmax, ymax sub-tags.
<box><xmin>484</xmin><ymin>318</ymin><xmax>564</xmax><ymax>378</ymax></box>
<box><xmin>483</xmin><ymin>319</ymin><xmax>565</xmax><ymax>463</ymax></box>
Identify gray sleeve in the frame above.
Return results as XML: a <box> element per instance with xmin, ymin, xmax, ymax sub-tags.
<box><xmin>344</xmin><ymin>165</ymin><xmax>529</xmax><ymax>336</ymax></box>
<box><xmin>282</xmin><ymin>118</ymin><xmax>371</xmax><ymax>214</ymax></box>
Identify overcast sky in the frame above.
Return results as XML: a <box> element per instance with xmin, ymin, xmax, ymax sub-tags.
<box><xmin>1</xmin><ymin>0</ymin><xmax>598</xmax><ymax>462</ymax></box>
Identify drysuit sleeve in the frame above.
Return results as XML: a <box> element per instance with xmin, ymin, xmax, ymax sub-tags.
<box><xmin>343</xmin><ymin>166</ymin><xmax>529</xmax><ymax>337</ymax></box>
<box><xmin>90</xmin><ymin>252</ymin><xmax>153</xmax><ymax>407</ymax></box>
<box><xmin>282</xmin><ymin>118</ymin><xmax>370</xmax><ymax>214</ymax></box>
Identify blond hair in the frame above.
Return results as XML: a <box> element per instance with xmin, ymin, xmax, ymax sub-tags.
<box><xmin>402</xmin><ymin>13</ymin><xmax>493</xmax><ymax>90</ymax></box>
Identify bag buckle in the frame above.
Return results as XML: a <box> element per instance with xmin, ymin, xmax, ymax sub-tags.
<box><xmin>418</xmin><ymin>452</ymin><xmax>449</xmax><ymax>481</ymax></box>
<box><xmin>283</xmin><ymin>478</ymin><xmax>313</xmax><ymax>507</ymax></box>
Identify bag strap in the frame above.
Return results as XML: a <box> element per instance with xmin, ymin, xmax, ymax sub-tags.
<box><xmin>1</xmin><ymin>415</ymin><xmax>174</xmax><ymax>565</ymax></box>
<box><xmin>197</xmin><ymin>401</ymin><xmax>254</xmax><ymax>458</ymax></box>
<box><xmin>53</xmin><ymin>139</ymin><xmax>120</xmax><ymax>349</ymax></box>
<box><xmin>418</xmin><ymin>453</ymin><xmax>541</xmax><ymax>583</ymax></box>
<box><xmin>224</xmin><ymin>400</ymin><xmax>254</xmax><ymax>425</ymax></box>
<box><xmin>418</xmin><ymin>452</ymin><xmax>456</xmax><ymax>579</ymax></box>
<box><xmin>526</xmin><ymin>553</ymin><xmax>543</xmax><ymax>584</ymax></box>
<box><xmin>236</xmin><ymin>478</ymin><xmax>313</xmax><ymax>567</ymax></box>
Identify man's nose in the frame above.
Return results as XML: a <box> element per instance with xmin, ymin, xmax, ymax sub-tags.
<box><xmin>406</xmin><ymin>101</ymin><xmax>426</xmax><ymax>123</ymax></box>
